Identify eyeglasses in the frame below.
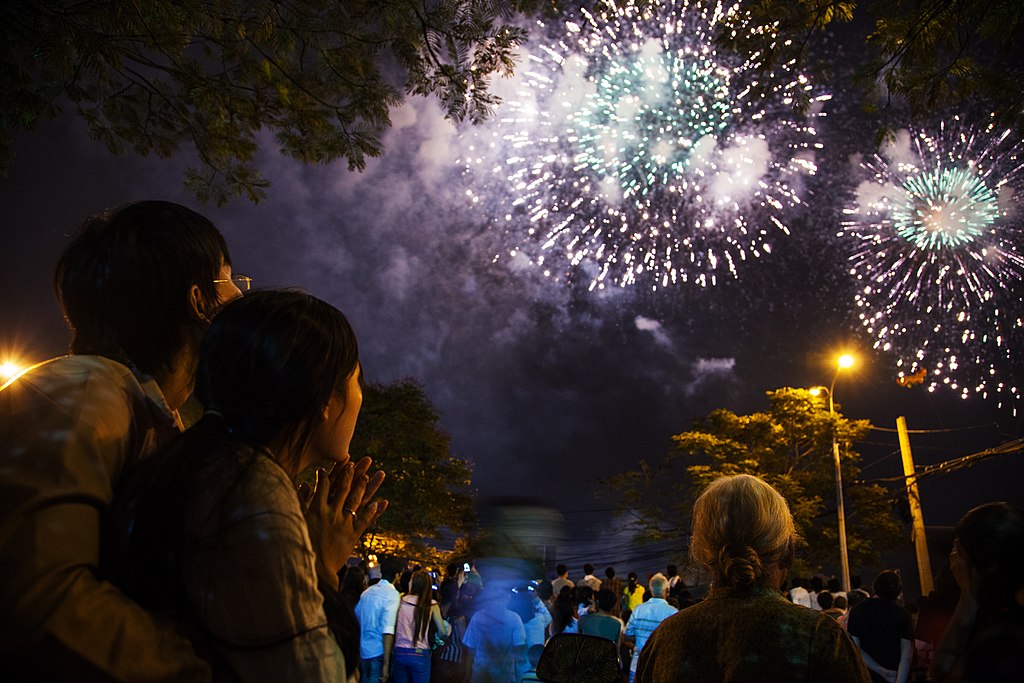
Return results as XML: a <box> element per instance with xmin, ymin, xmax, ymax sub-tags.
<box><xmin>214</xmin><ymin>274</ymin><xmax>252</xmax><ymax>291</ymax></box>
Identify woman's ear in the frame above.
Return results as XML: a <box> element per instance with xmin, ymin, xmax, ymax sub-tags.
<box><xmin>189</xmin><ymin>284</ymin><xmax>209</xmax><ymax>323</ymax></box>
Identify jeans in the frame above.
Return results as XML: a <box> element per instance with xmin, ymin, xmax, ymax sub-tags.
<box><xmin>391</xmin><ymin>649</ymin><xmax>431</xmax><ymax>683</ymax></box>
<box><xmin>360</xmin><ymin>655</ymin><xmax>384</xmax><ymax>683</ymax></box>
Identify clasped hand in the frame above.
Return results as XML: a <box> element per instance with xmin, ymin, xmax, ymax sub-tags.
<box><xmin>300</xmin><ymin>455</ymin><xmax>387</xmax><ymax>589</ymax></box>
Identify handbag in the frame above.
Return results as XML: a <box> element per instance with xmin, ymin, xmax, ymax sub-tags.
<box><xmin>431</xmin><ymin>617</ymin><xmax>469</xmax><ymax>682</ymax></box>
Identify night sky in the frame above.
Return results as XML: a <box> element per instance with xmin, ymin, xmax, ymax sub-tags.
<box><xmin>2</xmin><ymin>21</ymin><xmax>1024</xmax><ymax>582</ymax></box>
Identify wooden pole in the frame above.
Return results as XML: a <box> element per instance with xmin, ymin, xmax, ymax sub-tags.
<box><xmin>897</xmin><ymin>416</ymin><xmax>933</xmax><ymax>596</ymax></box>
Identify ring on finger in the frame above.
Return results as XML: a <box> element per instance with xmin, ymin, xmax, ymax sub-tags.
<box><xmin>342</xmin><ymin>508</ymin><xmax>357</xmax><ymax>519</ymax></box>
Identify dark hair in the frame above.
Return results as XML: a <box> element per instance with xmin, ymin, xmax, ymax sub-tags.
<box><xmin>595</xmin><ymin>589</ymin><xmax>617</xmax><ymax>612</ymax></box>
<box><xmin>605</xmin><ymin>566</ymin><xmax>616</xmax><ymax>579</ymax></box>
<box><xmin>817</xmin><ymin>590</ymin><xmax>834</xmax><ymax>610</ymax></box>
<box><xmin>551</xmin><ymin>592</ymin><xmax>575</xmax><ymax>635</ymax></box>
<box><xmin>827</xmin><ymin>577</ymin><xmax>841</xmax><ymax>593</ymax></box>
<box><xmin>584</xmin><ymin>563</ymin><xmax>594</xmax><ymax>575</ymax></box>
<box><xmin>667</xmin><ymin>564</ymin><xmax>678</xmax><ymax>577</ymax></box>
<box><xmin>955</xmin><ymin>502</ymin><xmax>1024</xmax><ymax>613</ymax></box>
<box><xmin>556</xmin><ymin>564</ymin><xmax>568</xmax><ymax>576</ymax></box>
<box><xmin>55</xmin><ymin>201</ymin><xmax>230</xmax><ymax>377</ymax></box>
<box><xmin>409</xmin><ymin>571</ymin><xmax>434</xmax><ymax>642</ymax></box>
<box><xmin>194</xmin><ymin>290</ymin><xmax>359</xmax><ymax>476</ymax></box>
<box><xmin>340</xmin><ymin>566</ymin><xmax>367</xmax><ymax>609</ymax></box>
<box><xmin>874</xmin><ymin>570</ymin><xmax>902</xmax><ymax>600</ymax></box>
<box><xmin>380</xmin><ymin>556</ymin><xmax>405</xmax><ymax>582</ymax></box>
<box><xmin>112</xmin><ymin>290</ymin><xmax>359</xmax><ymax>643</ymax></box>
<box><xmin>535</xmin><ymin>580</ymin><xmax>553</xmax><ymax>601</ymax></box>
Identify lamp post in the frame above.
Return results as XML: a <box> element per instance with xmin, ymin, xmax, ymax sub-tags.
<box><xmin>811</xmin><ymin>353</ymin><xmax>855</xmax><ymax>593</ymax></box>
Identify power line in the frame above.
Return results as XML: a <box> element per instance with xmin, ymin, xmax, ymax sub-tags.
<box><xmin>868</xmin><ymin>421</ymin><xmax>1001</xmax><ymax>434</ymax></box>
<box><xmin>859</xmin><ymin>437</ymin><xmax>1024</xmax><ymax>484</ymax></box>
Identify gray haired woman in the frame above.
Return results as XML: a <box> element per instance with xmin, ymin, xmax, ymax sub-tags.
<box><xmin>636</xmin><ymin>474</ymin><xmax>870</xmax><ymax>682</ymax></box>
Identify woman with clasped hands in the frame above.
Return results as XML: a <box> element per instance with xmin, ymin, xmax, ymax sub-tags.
<box><xmin>112</xmin><ymin>290</ymin><xmax>387</xmax><ymax>682</ymax></box>
<box><xmin>929</xmin><ymin>502</ymin><xmax>1024</xmax><ymax>682</ymax></box>
<box><xmin>636</xmin><ymin>474</ymin><xmax>871</xmax><ymax>683</ymax></box>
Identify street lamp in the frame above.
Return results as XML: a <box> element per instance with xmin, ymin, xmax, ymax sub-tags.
<box><xmin>810</xmin><ymin>353</ymin><xmax>856</xmax><ymax>593</ymax></box>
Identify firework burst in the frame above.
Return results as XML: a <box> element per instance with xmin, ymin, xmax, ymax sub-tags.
<box><xmin>842</xmin><ymin>116</ymin><xmax>1024</xmax><ymax>399</ymax></box>
<box><xmin>461</xmin><ymin>0</ymin><xmax>826</xmax><ymax>290</ymax></box>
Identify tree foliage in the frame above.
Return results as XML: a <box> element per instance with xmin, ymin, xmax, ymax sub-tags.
<box><xmin>0</xmin><ymin>0</ymin><xmax>546</xmax><ymax>203</ymax></box>
<box><xmin>725</xmin><ymin>0</ymin><xmax>1024</xmax><ymax>136</ymax></box>
<box><xmin>351</xmin><ymin>378</ymin><xmax>475</xmax><ymax>560</ymax></box>
<box><xmin>604</xmin><ymin>388</ymin><xmax>904</xmax><ymax>576</ymax></box>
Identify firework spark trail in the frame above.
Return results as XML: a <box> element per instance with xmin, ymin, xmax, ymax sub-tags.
<box><xmin>461</xmin><ymin>0</ymin><xmax>827</xmax><ymax>290</ymax></box>
<box><xmin>842</xmin><ymin>117</ymin><xmax>1024</xmax><ymax>400</ymax></box>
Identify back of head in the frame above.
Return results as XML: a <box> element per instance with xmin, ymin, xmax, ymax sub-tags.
<box><xmin>595</xmin><ymin>588</ymin><xmax>617</xmax><ymax>612</ymax></box>
<box><xmin>556</xmin><ymin>563</ymin><xmax>568</xmax><ymax>577</ymax></box>
<box><xmin>649</xmin><ymin>572</ymin><xmax>669</xmax><ymax>597</ymax></box>
<box><xmin>584</xmin><ymin>563</ymin><xmax>594</xmax><ymax>576</ymax></box>
<box><xmin>817</xmin><ymin>590</ymin><xmax>834</xmax><ymax>610</ymax></box>
<box><xmin>955</xmin><ymin>502</ymin><xmax>1024</xmax><ymax>607</ymax></box>
<box><xmin>874</xmin><ymin>570</ymin><xmax>902</xmax><ymax>600</ymax></box>
<box><xmin>605</xmin><ymin>566</ymin><xmax>616</xmax><ymax>579</ymax></box>
<box><xmin>690</xmin><ymin>474</ymin><xmax>796</xmax><ymax>589</ymax></box>
<box><xmin>55</xmin><ymin>201</ymin><xmax>230</xmax><ymax>377</ymax></box>
<box><xmin>195</xmin><ymin>289</ymin><xmax>358</xmax><ymax>474</ymax></box>
<box><xmin>381</xmin><ymin>556</ymin><xmax>405</xmax><ymax>583</ymax></box>
<box><xmin>667</xmin><ymin>564</ymin><xmax>678</xmax><ymax>577</ymax></box>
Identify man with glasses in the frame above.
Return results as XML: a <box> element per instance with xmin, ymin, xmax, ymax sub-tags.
<box><xmin>0</xmin><ymin>201</ymin><xmax>246</xmax><ymax>680</ymax></box>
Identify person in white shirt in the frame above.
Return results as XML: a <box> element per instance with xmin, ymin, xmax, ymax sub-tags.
<box><xmin>355</xmin><ymin>557</ymin><xmax>404</xmax><ymax>683</ymax></box>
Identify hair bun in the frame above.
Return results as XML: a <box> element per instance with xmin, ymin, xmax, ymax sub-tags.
<box><xmin>720</xmin><ymin>545</ymin><xmax>763</xmax><ymax>586</ymax></box>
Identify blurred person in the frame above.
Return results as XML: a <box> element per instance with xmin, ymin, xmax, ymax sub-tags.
<box><xmin>393</xmin><ymin>570</ymin><xmax>450</xmax><ymax>683</ymax></box>
<box><xmin>552</xmin><ymin>564</ymin><xmax>574</xmax><ymax>598</ymax></box>
<box><xmin>0</xmin><ymin>201</ymin><xmax>245</xmax><ymax>680</ymax></box>
<box><xmin>603</xmin><ymin>567</ymin><xmax>625</xmax><ymax>616</ymax></box>
<box><xmin>666</xmin><ymin>564</ymin><xmax>686</xmax><ymax>602</ymax></box>
<box><xmin>636</xmin><ymin>474</ymin><xmax>869</xmax><ymax>683</ymax></box>
<box><xmin>357</xmin><ymin>556</ymin><xmax>404</xmax><ymax>683</ymax></box>
<box><xmin>847</xmin><ymin>570</ymin><xmax>914</xmax><ymax>683</ymax></box>
<box><xmin>463</xmin><ymin>585</ymin><xmax>527</xmax><ymax>683</ymax></box>
<box><xmin>930</xmin><ymin>502</ymin><xmax>1024</xmax><ymax>683</ymax></box>
<box><xmin>576</xmin><ymin>584</ymin><xmax>596</xmax><ymax>619</ymax></box>
<box><xmin>512</xmin><ymin>583</ymin><xmax>551</xmax><ymax>651</ymax></box>
<box><xmin>579</xmin><ymin>589</ymin><xmax>625</xmax><ymax>654</ymax></box>
<box><xmin>810</xmin><ymin>576</ymin><xmax>825</xmax><ymax>611</ymax></box>
<box><xmin>551</xmin><ymin>591</ymin><xmax>577</xmax><ymax>636</ymax></box>
<box><xmin>829</xmin><ymin>577</ymin><xmax>848</xmax><ymax>603</ymax></box>
<box><xmin>113</xmin><ymin>290</ymin><xmax>387</xmax><ymax>681</ymax></box>
<box><xmin>624</xmin><ymin>573</ymin><xmax>677</xmax><ymax>683</ymax></box>
<box><xmin>580</xmin><ymin>563</ymin><xmax>603</xmax><ymax>592</ymax></box>
<box><xmin>818</xmin><ymin>591</ymin><xmax>845</xmax><ymax>620</ymax></box>
<box><xmin>440</xmin><ymin>562</ymin><xmax>466</xmax><ymax>617</ymax></box>
<box><xmin>790</xmin><ymin>576</ymin><xmax>815</xmax><ymax>608</ymax></box>
<box><xmin>624</xmin><ymin>572</ymin><xmax>645</xmax><ymax>613</ymax></box>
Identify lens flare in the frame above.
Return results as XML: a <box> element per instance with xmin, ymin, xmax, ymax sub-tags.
<box><xmin>841</xmin><ymin>116</ymin><xmax>1024</xmax><ymax>400</ymax></box>
<box><xmin>461</xmin><ymin>0</ymin><xmax>827</xmax><ymax>290</ymax></box>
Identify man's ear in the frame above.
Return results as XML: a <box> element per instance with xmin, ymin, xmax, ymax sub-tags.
<box><xmin>189</xmin><ymin>284</ymin><xmax>208</xmax><ymax>322</ymax></box>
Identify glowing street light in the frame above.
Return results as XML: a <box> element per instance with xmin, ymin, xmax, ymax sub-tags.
<box><xmin>811</xmin><ymin>353</ymin><xmax>856</xmax><ymax>593</ymax></box>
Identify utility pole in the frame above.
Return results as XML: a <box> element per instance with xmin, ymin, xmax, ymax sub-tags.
<box><xmin>897</xmin><ymin>416</ymin><xmax>933</xmax><ymax>596</ymax></box>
